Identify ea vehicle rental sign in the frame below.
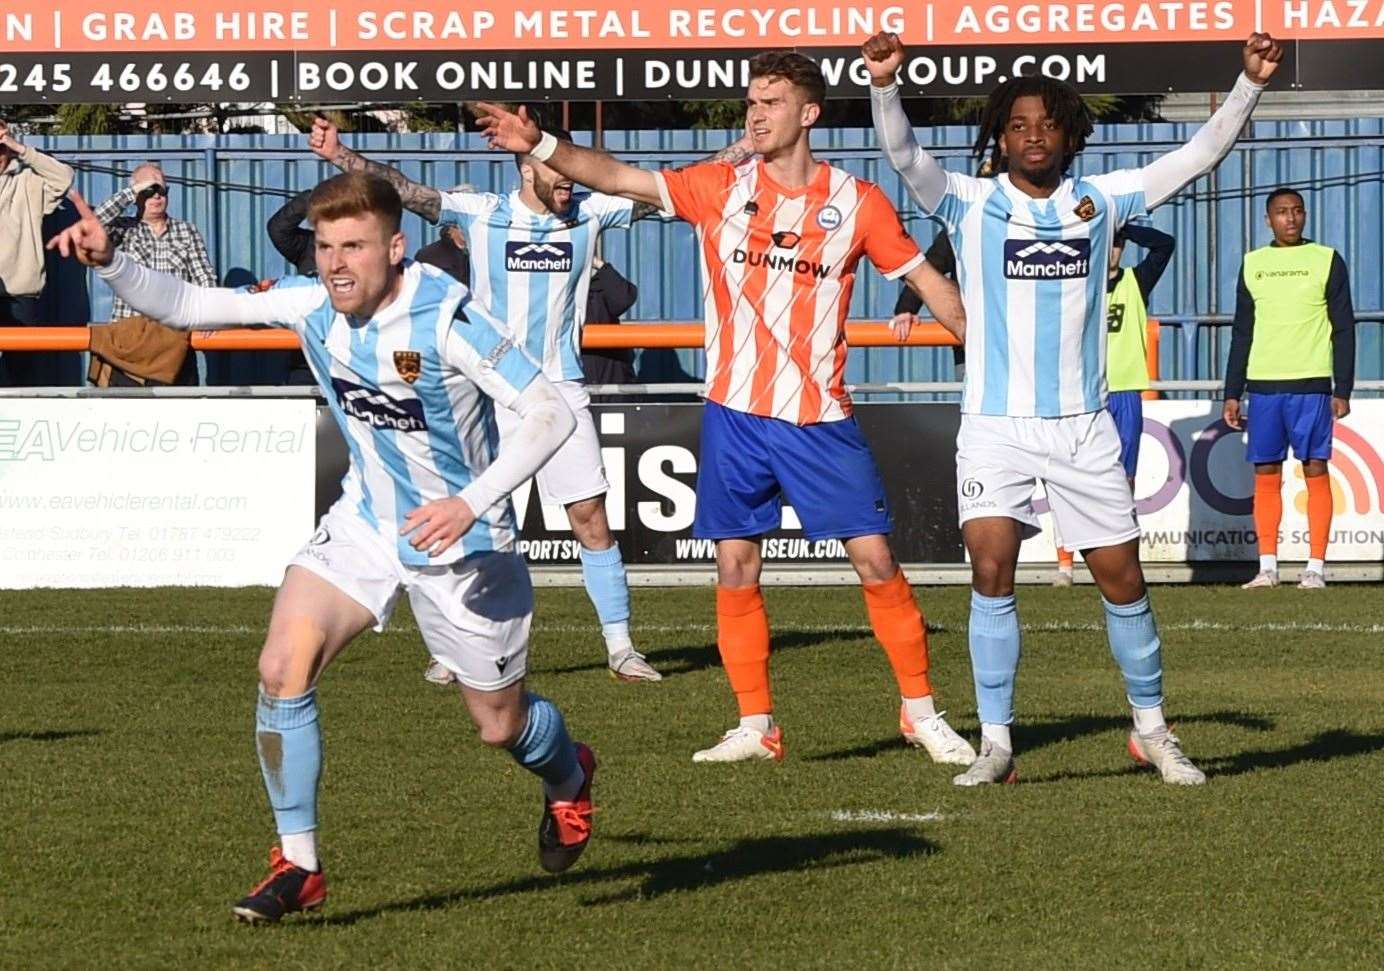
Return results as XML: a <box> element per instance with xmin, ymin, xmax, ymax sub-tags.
<box><xmin>0</xmin><ymin>1</ymin><xmax>1380</xmax><ymax>102</ymax></box>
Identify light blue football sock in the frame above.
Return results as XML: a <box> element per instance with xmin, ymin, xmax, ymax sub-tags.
<box><xmin>579</xmin><ymin>543</ymin><xmax>632</xmax><ymax>649</ymax></box>
<box><xmin>969</xmin><ymin>591</ymin><xmax>1021</xmax><ymax>726</ymax></box>
<box><xmin>255</xmin><ymin>688</ymin><xmax>321</xmax><ymax>836</ymax></box>
<box><xmin>1103</xmin><ymin>595</ymin><xmax>1164</xmax><ymax>710</ymax></box>
<box><xmin>508</xmin><ymin>694</ymin><xmax>581</xmax><ymax>798</ymax></box>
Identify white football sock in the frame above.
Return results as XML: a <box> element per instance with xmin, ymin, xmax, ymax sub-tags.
<box><xmin>1305</xmin><ymin>558</ymin><xmax>1325</xmax><ymax>576</ymax></box>
<box><xmin>602</xmin><ymin>621</ymin><xmax>633</xmax><ymax>656</ymax></box>
<box><xmin>1259</xmin><ymin>554</ymin><xmax>1278</xmax><ymax>574</ymax></box>
<box><xmin>902</xmin><ymin>694</ymin><xmax>937</xmax><ymax>722</ymax></box>
<box><xmin>740</xmin><ymin>714</ymin><xmax>773</xmax><ymax>734</ymax></box>
<box><xmin>981</xmin><ymin>723</ymin><xmax>1012</xmax><ymax>752</ymax></box>
<box><xmin>1132</xmin><ymin>704</ymin><xmax>1168</xmax><ymax>737</ymax></box>
<box><xmin>280</xmin><ymin>831</ymin><xmax>319</xmax><ymax>873</ymax></box>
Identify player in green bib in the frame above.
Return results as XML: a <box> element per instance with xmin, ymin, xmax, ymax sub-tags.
<box><xmin>1224</xmin><ymin>187</ymin><xmax>1356</xmax><ymax>589</ymax></box>
<box><xmin>1055</xmin><ymin>222</ymin><xmax>1175</xmax><ymax>585</ymax></box>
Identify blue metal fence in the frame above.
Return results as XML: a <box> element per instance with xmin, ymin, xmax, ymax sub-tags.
<box><xmin>32</xmin><ymin>120</ymin><xmax>1384</xmax><ymax>387</ymax></box>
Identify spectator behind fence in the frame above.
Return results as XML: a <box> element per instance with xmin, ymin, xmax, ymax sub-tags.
<box><xmin>581</xmin><ymin>257</ymin><xmax>638</xmax><ymax>386</ymax></box>
<box><xmin>267</xmin><ymin>188</ymin><xmax>316</xmax><ymax>276</ymax></box>
<box><xmin>88</xmin><ymin>163</ymin><xmax>217</xmax><ymax>386</ymax></box>
<box><xmin>0</xmin><ymin>118</ymin><xmax>74</xmax><ymax>385</ymax></box>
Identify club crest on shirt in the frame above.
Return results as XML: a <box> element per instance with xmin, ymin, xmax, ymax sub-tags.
<box><xmin>394</xmin><ymin>350</ymin><xmax>422</xmax><ymax>385</ymax></box>
<box><xmin>816</xmin><ymin>205</ymin><xmax>842</xmax><ymax>230</ymax></box>
<box><xmin>1074</xmin><ymin>196</ymin><xmax>1097</xmax><ymax>221</ymax></box>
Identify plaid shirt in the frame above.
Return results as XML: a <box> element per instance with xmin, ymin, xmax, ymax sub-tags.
<box><xmin>94</xmin><ymin>186</ymin><xmax>217</xmax><ymax>321</ymax></box>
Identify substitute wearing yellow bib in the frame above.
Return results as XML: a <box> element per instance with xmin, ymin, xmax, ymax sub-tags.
<box><xmin>1223</xmin><ymin>187</ymin><xmax>1356</xmax><ymax>590</ymax></box>
<box><xmin>1055</xmin><ymin>221</ymin><xmax>1175</xmax><ymax>585</ymax></box>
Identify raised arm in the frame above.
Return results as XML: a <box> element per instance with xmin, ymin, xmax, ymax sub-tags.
<box><xmin>310</xmin><ymin>116</ymin><xmax>443</xmax><ymax>222</ymax></box>
<box><xmin>863</xmin><ymin>33</ymin><xmax>950</xmax><ymax>213</ymax></box>
<box><xmin>267</xmin><ymin>189</ymin><xmax>314</xmax><ymax>267</ymax></box>
<box><xmin>628</xmin><ymin>133</ymin><xmax>755</xmax><ymax>220</ymax></box>
<box><xmin>94</xmin><ymin>252</ymin><xmax>317</xmax><ymax>329</ymax></box>
<box><xmin>0</xmin><ymin>121</ymin><xmax>74</xmax><ymax>213</ymax></box>
<box><xmin>473</xmin><ymin>103</ymin><xmax>663</xmax><ymax>209</ymax></box>
<box><xmin>1142</xmin><ymin>34</ymin><xmax>1281</xmax><ymax>209</ymax></box>
<box><xmin>91</xmin><ymin>184</ymin><xmax>140</xmax><ymax>226</ymax></box>
<box><xmin>1123</xmin><ymin>223</ymin><xmax>1176</xmax><ymax>302</ymax></box>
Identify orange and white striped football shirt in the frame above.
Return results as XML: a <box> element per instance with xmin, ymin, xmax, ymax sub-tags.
<box><xmin>654</xmin><ymin>159</ymin><xmax>923</xmax><ymax>425</ymax></box>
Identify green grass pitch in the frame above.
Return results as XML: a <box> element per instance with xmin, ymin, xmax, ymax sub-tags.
<box><xmin>2</xmin><ymin>584</ymin><xmax>1381</xmax><ymax>968</ymax></box>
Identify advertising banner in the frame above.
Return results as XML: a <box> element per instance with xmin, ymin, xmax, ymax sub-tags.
<box><xmin>508</xmin><ymin>399</ymin><xmax>1384</xmax><ymax>567</ymax></box>
<box><xmin>0</xmin><ymin>398</ymin><xmax>316</xmax><ymax>588</ymax></box>
<box><xmin>1</xmin><ymin>2</ymin><xmax>1380</xmax><ymax>102</ymax></box>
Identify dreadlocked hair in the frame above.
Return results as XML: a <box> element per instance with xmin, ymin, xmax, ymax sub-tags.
<box><xmin>971</xmin><ymin>75</ymin><xmax>1094</xmax><ymax>177</ymax></box>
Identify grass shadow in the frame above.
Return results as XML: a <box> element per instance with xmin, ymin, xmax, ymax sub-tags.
<box><xmin>806</xmin><ymin>710</ymin><xmax>1275</xmax><ymax>763</ymax></box>
<box><xmin>314</xmin><ymin>827</ymin><xmax>936</xmax><ymax>926</ymax></box>
<box><xmin>1019</xmin><ymin>729</ymin><xmax>1384</xmax><ymax>785</ymax></box>
<box><xmin>542</xmin><ymin>627</ymin><xmax>872</xmax><ymax>678</ymax></box>
<box><xmin>0</xmin><ymin>729</ymin><xmax>104</xmax><ymax>745</ymax></box>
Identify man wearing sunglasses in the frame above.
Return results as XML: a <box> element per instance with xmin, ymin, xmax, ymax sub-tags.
<box><xmin>89</xmin><ymin>162</ymin><xmax>218</xmax><ymax>385</ymax></box>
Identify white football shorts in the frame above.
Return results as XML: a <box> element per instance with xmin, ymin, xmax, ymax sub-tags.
<box><xmin>288</xmin><ymin>503</ymin><xmax>533</xmax><ymax>690</ymax></box>
<box><xmin>496</xmin><ymin>379</ymin><xmax>608</xmax><ymax>506</ymax></box>
<box><xmin>956</xmin><ymin>410</ymin><xmax>1140</xmax><ymax>551</ymax></box>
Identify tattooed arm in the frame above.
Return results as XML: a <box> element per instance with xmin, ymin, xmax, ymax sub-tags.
<box><xmin>308</xmin><ymin>116</ymin><xmax>443</xmax><ymax>222</ymax></box>
<box><xmin>629</xmin><ymin>133</ymin><xmax>757</xmax><ymax>220</ymax></box>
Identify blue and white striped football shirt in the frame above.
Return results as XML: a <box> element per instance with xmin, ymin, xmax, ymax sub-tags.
<box><xmin>439</xmin><ymin>189</ymin><xmax>635</xmax><ymax>382</ymax></box>
<box><xmin>254</xmin><ymin>261</ymin><xmax>541</xmax><ymax>566</ymax></box>
<box><xmin>933</xmin><ymin>171</ymin><xmax>1146</xmax><ymax>417</ymax></box>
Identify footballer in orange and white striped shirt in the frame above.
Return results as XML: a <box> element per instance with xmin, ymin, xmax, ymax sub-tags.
<box><xmin>475</xmin><ymin>52</ymin><xmax>973</xmax><ymax>769</ymax></box>
<box><xmin>655</xmin><ymin>157</ymin><xmax>927</xmax><ymax>426</ymax></box>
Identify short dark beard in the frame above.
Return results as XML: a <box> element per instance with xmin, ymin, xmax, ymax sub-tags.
<box><xmin>1007</xmin><ymin>154</ymin><xmax>1063</xmax><ymax>189</ymax></box>
<box><xmin>533</xmin><ymin>179</ymin><xmax>572</xmax><ymax>216</ymax></box>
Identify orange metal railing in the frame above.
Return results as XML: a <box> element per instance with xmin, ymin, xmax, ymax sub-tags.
<box><xmin>0</xmin><ymin>322</ymin><xmax>961</xmax><ymax>352</ymax></box>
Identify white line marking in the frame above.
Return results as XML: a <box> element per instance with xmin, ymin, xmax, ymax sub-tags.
<box><xmin>830</xmin><ymin>810</ymin><xmax>947</xmax><ymax>823</ymax></box>
<box><xmin>3</xmin><ymin>621</ymin><xmax>1382</xmax><ymax>637</ymax></box>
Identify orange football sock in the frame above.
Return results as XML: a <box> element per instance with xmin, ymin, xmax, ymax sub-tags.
<box><xmin>1057</xmin><ymin>547</ymin><xmax>1075</xmax><ymax>570</ymax></box>
<box><xmin>716</xmin><ymin>585</ymin><xmax>772</xmax><ymax>717</ymax></box>
<box><xmin>862</xmin><ymin>570</ymin><xmax>933</xmax><ymax>699</ymax></box>
<box><xmin>1306</xmin><ymin>473</ymin><xmax>1332</xmax><ymax>560</ymax></box>
<box><xmin>1253</xmin><ymin>471</ymin><xmax>1283</xmax><ymax>556</ymax></box>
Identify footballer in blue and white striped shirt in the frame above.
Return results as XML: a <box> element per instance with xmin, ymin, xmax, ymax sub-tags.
<box><xmin>312</xmin><ymin>116</ymin><xmax>755</xmax><ymax>683</ymax></box>
<box><xmin>867</xmin><ymin>30</ymin><xmax>1284</xmax><ymax>788</ymax></box>
<box><xmin>55</xmin><ymin>172</ymin><xmax>601</xmax><ymax>919</ymax></box>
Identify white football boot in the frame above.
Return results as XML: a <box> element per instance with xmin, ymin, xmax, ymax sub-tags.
<box><xmin>952</xmin><ymin>739</ymin><xmax>1017</xmax><ymax>786</ymax></box>
<box><xmin>1241</xmin><ymin>570</ymin><xmax>1279</xmax><ymax>589</ymax></box>
<box><xmin>608</xmin><ymin>648</ymin><xmax>663</xmax><ymax>682</ymax></box>
<box><xmin>900</xmin><ymin>707</ymin><xmax>977</xmax><ymax>765</ymax></box>
<box><xmin>1297</xmin><ymin>570</ymin><xmax>1326</xmax><ymax>590</ymax></box>
<box><xmin>423</xmin><ymin>659</ymin><xmax>456</xmax><ymax>685</ymax></box>
<box><xmin>1127</xmin><ymin>730</ymin><xmax>1207</xmax><ymax>785</ymax></box>
<box><xmin>692</xmin><ymin>724</ymin><xmax>784</xmax><ymax>764</ymax></box>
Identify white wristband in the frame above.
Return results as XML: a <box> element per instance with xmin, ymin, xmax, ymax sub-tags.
<box><xmin>530</xmin><ymin>131</ymin><xmax>559</xmax><ymax>162</ymax></box>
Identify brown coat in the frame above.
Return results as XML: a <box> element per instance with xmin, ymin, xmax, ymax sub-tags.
<box><xmin>87</xmin><ymin>315</ymin><xmax>191</xmax><ymax>386</ymax></box>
